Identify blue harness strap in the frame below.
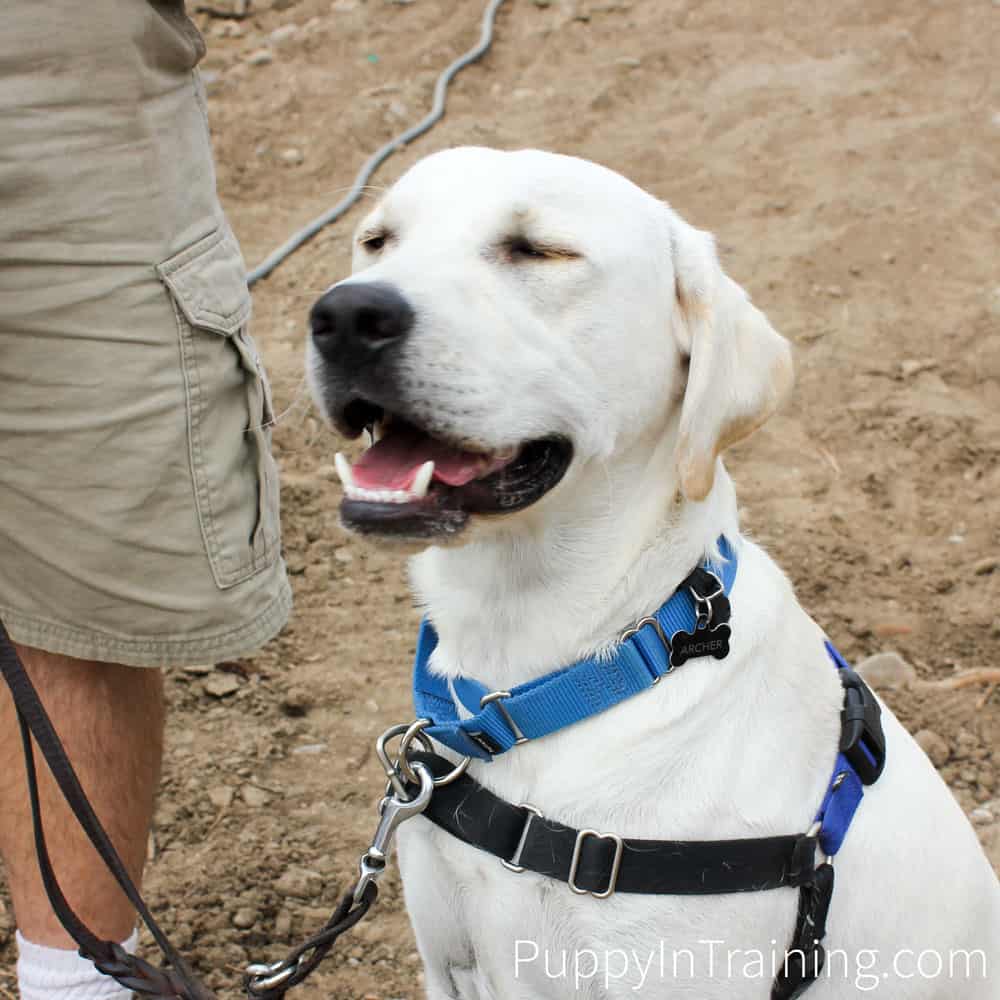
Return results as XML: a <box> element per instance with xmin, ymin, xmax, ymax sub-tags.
<box><xmin>413</xmin><ymin>537</ymin><xmax>738</xmax><ymax>761</ymax></box>
<box><xmin>812</xmin><ymin>641</ymin><xmax>884</xmax><ymax>857</ymax></box>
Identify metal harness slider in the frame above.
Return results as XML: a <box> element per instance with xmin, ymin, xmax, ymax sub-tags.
<box><xmin>568</xmin><ymin>829</ymin><xmax>624</xmax><ymax>899</ymax></box>
<box><xmin>501</xmin><ymin>804</ymin><xmax>541</xmax><ymax>873</ymax></box>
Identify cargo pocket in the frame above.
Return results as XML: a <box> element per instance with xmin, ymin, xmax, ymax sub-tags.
<box><xmin>157</xmin><ymin>224</ymin><xmax>281</xmax><ymax>590</ymax></box>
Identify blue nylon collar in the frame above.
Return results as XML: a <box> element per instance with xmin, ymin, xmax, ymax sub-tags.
<box><xmin>412</xmin><ymin>536</ymin><xmax>738</xmax><ymax>762</ymax></box>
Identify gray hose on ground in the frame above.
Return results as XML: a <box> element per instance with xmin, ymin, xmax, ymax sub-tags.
<box><xmin>246</xmin><ymin>0</ymin><xmax>508</xmax><ymax>288</ymax></box>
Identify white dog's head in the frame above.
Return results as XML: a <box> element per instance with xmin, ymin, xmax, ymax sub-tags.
<box><xmin>308</xmin><ymin>147</ymin><xmax>791</xmax><ymax>541</ymax></box>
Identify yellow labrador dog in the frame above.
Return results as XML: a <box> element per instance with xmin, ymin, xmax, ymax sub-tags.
<box><xmin>307</xmin><ymin>147</ymin><xmax>999</xmax><ymax>998</ymax></box>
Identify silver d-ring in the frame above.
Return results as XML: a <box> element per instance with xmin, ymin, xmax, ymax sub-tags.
<box><xmin>430</xmin><ymin>753</ymin><xmax>472</xmax><ymax>787</ymax></box>
<box><xmin>396</xmin><ymin>718</ymin><xmax>435</xmax><ymax>784</ymax></box>
<box><xmin>376</xmin><ymin>722</ymin><xmax>434</xmax><ymax>797</ymax></box>
<box><xmin>396</xmin><ymin>718</ymin><xmax>472</xmax><ymax>788</ymax></box>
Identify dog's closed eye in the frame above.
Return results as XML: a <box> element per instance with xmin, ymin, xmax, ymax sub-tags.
<box><xmin>359</xmin><ymin>229</ymin><xmax>392</xmax><ymax>253</ymax></box>
<box><xmin>502</xmin><ymin>234</ymin><xmax>581</xmax><ymax>263</ymax></box>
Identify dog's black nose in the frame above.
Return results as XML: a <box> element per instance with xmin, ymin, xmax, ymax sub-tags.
<box><xmin>309</xmin><ymin>281</ymin><xmax>414</xmax><ymax>358</ymax></box>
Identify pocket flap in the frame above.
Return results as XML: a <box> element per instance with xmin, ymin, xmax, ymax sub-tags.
<box><xmin>156</xmin><ymin>225</ymin><xmax>252</xmax><ymax>335</ymax></box>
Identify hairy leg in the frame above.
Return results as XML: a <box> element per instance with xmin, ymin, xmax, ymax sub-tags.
<box><xmin>0</xmin><ymin>645</ymin><xmax>164</xmax><ymax>946</ymax></box>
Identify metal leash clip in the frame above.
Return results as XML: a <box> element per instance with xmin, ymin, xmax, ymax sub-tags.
<box><xmin>354</xmin><ymin>760</ymin><xmax>435</xmax><ymax>903</ymax></box>
<box><xmin>245</xmin><ymin>724</ymin><xmax>445</xmax><ymax>997</ymax></box>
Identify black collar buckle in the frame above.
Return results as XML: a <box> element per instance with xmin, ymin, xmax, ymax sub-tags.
<box><xmin>685</xmin><ymin>567</ymin><xmax>731</xmax><ymax>629</ymax></box>
<box><xmin>838</xmin><ymin>667</ymin><xmax>886</xmax><ymax>785</ymax></box>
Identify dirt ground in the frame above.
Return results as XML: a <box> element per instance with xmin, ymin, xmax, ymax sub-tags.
<box><xmin>1</xmin><ymin>0</ymin><xmax>998</xmax><ymax>996</ymax></box>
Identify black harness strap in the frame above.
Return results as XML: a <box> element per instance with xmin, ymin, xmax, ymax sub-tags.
<box><xmin>772</xmin><ymin>862</ymin><xmax>836</xmax><ymax>1000</ymax></box>
<box><xmin>410</xmin><ymin>751</ymin><xmax>837</xmax><ymax>998</ymax></box>
<box><xmin>410</xmin><ymin>751</ymin><xmax>817</xmax><ymax>895</ymax></box>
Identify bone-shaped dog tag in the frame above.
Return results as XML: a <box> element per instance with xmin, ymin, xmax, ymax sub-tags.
<box><xmin>669</xmin><ymin>623</ymin><xmax>731</xmax><ymax>669</ymax></box>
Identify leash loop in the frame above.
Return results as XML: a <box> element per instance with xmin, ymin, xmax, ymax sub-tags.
<box><xmin>243</xmin><ymin>882</ymin><xmax>377</xmax><ymax>999</ymax></box>
<box><xmin>243</xmin><ymin>957</ymin><xmax>307</xmax><ymax>994</ymax></box>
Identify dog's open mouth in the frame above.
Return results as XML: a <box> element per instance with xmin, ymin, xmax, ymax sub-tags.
<box><xmin>332</xmin><ymin>410</ymin><xmax>572</xmax><ymax>538</ymax></box>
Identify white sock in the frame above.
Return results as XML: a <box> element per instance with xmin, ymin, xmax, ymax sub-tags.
<box><xmin>16</xmin><ymin>929</ymin><xmax>138</xmax><ymax>1000</ymax></box>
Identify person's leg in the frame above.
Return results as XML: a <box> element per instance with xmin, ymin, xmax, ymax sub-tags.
<box><xmin>0</xmin><ymin>5</ymin><xmax>290</xmax><ymax>993</ymax></box>
<box><xmin>0</xmin><ymin>644</ymin><xmax>164</xmax><ymax>947</ymax></box>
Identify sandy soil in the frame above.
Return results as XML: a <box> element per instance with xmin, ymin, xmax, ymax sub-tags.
<box><xmin>1</xmin><ymin>0</ymin><xmax>997</xmax><ymax>996</ymax></box>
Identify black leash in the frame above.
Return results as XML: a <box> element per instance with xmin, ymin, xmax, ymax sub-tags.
<box><xmin>242</xmin><ymin>884</ymin><xmax>376</xmax><ymax>999</ymax></box>
<box><xmin>0</xmin><ymin>620</ymin><xmax>376</xmax><ymax>999</ymax></box>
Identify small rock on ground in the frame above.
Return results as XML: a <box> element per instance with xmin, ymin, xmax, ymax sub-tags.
<box><xmin>973</xmin><ymin>556</ymin><xmax>998</xmax><ymax>576</ymax></box>
<box><xmin>241</xmin><ymin>784</ymin><xmax>271</xmax><ymax>808</ymax></box>
<box><xmin>207</xmin><ymin>785</ymin><xmax>234</xmax><ymax>809</ymax></box>
<box><xmin>245</xmin><ymin>48</ymin><xmax>273</xmax><ymax>66</ymax></box>
<box><xmin>203</xmin><ymin>673</ymin><xmax>241</xmax><ymax>698</ymax></box>
<box><xmin>232</xmin><ymin>906</ymin><xmax>258</xmax><ymax>929</ymax></box>
<box><xmin>914</xmin><ymin>729</ymin><xmax>950</xmax><ymax>768</ymax></box>
<box><xmin>280</xmin><ymin>685</ymin><xmax>313</xmax><ymax>716</ymax></box>
<box><xmin>274</xmin><ymin>908</ymin><xmax>293</xmax><ymax>939</ymax></box>
<box><xmin>269</xmin><ymin>24</ymin><xmax>299</xmax><ymax>47</ymax></box>
<box><xmin>274</xmin><ymin>867</ymin><xmax>324</xmax><ymax>900</ymax></box>
<box><xmin>855</xmin><ymin>650</ymin><xmax>917</xmax><ymax>689</ymax></box>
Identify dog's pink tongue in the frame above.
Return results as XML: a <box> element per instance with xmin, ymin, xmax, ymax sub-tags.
<box><xmin>352</xmin><ymin>423</ymin><xmax>504</xmax><ymax>490</ymax></box>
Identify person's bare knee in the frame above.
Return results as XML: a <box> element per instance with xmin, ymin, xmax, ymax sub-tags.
<box><xmin>0</xmin><ymin>645</ymin><xmax>164</xmax><ymax>946</ymax></box>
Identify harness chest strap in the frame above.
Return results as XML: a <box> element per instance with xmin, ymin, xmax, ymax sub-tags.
<box><xmin>409</xmin><ymin>751</ymin><xmax>820</xmax><ymax>897</ymax></box>
<box><xmin>407</xmin><ymin>752</ymin><xmax>837</xmax><ymax>999</ymax></box>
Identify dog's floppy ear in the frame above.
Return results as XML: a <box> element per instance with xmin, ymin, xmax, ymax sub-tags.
<box><xmin>669</xmin><ymin>218</ymin><xmax>793</xmax><ymax>501</ymax></box>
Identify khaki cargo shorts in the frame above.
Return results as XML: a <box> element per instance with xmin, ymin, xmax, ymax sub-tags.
<box><xmin>0</xmin><ymin>0</ymin><xmax>292</xmax><ymax>667</ymax></box>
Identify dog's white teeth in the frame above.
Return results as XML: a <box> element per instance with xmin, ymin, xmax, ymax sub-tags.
<box><xmin>334</xmin><ymin>452</ymin><xmax>355</xmax><ymax>489</ymax></box>
<box><xmin>338</xmin><ymin>452</ymin><xmax>431</xmax><ymax>506</ymax></box>
<box><xmin>411</xmin><ymin>461</ymin><xmax>435</xmax><ymax>499</ymax></box>
<box><xmin>372</xmin><ymin>422</ymin><xmax>384</xmax><ymax>444</ymax></box>
<box><xmin>343</xmin><ymin>484</ymin><xmax>416</xmax><ymax>504</ymax></box>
